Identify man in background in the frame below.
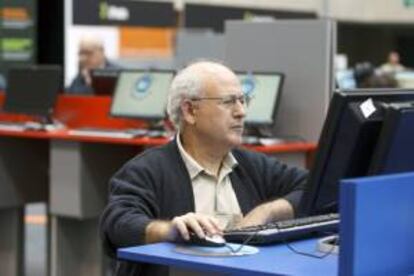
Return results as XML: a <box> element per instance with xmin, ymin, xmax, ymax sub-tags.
<box><xmin>380</xmin><ymin>51</ymin><xmax>405</xmax><ymax>75</ymax></box>
<box><xmin>67</xmin><ymin>36</ymin><xmax>118</xmax><ymax>94</ymax></box>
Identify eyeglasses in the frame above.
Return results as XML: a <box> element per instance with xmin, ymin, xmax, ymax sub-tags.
<box><xmin>190</xmin><ymin>94</ymin><xmax>252</xmax><ymax>108</ymax></box>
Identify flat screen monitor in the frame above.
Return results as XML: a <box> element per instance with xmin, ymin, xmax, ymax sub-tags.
<box><xmin>4</xmin><ymin>65</ymin><xmax>62</xmax><ymax>117</ymax></box>
<box><xmin>395</xmin><ymin>71</ymin><xmax>414</xmax><ymax>88</ymax></box>
<box><xmin>236</xmin><ymin>71</ymin><xmax>284</xmax><ymax>125</ymax></box>
<box><xmin>368</xmin><ymin>102</ymin><xmax>414</xmax><ymax>174</ymax></box>
<box><xmin>299</xmin><ymin>89</ymin><xmax>414</xmax><ymax>217</ymax></box>
<box><xmin>335</xmin><ymin>69</ymin><xmax>356</xmax><ymax>90</ymax></box>
<box><xmin>91</xmin><ymin>68</ymin><xmax>120</xmax><ymax>96</ymax></box>
<box><xmin>110</xmin><ymin>69</ymin><xmax>175</xmax><ymax>120</ymax></box>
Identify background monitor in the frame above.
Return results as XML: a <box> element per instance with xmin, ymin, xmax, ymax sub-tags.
<box><xmin>91</xmin><ymin>68</ymin><xmax>120</xmax><ymax>96</ymax></box>
<box><xmin>236</xmin><ymin>71</ymin><xmax>284</xmax><ymax>125</ymax></box>
<box><xmin>299</xmin><ymin>89</ymin><xmax>414</xmax><ymax>216</ymax></box>
<box><xmin>4</xmin><ymin>65</ymin><xmax>62</xmax><ymax>117</ymax></box>
<box><xmin>110</xmin><ymin>69</ymin><xmax>174</xmax><ymax>120</ymax></box>
<box><xmin>335</xmin><ymin>69</ymin><xmax>356</xmax><ymax>90</ymax></box>
<box><xmin>395</xmin><ymin>71</ymin><xmax>414</xmax><ymax>88</ymax></box>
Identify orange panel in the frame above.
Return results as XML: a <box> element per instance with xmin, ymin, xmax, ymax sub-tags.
<box><xmin>119</xmin><ymin>26</ymin><xmax>175</xmax><ymax>57</ymax></box>
<box><xmin>2</xmin><ymin>7</ymin><xmax>30</xmax><ymax>21</ymax></box>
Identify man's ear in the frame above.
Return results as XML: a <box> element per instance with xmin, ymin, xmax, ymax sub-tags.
<box><xmin>181</xmin><ymin>100</ymin><xmax>197</xmax><ymax>125</ymax></box>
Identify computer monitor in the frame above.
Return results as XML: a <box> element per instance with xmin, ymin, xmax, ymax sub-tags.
<box><xmin>368</xmin><ymin>102</ymin><xmax>414</xmax><ymax>174</ymax></box>
<box><xmin>395</xmin><ymin>71</ymin><xmax>414</xmax><ymax>88</ymax></box>
<box><xmin>299</xmin><ymin>89</ymin><xmax>414</xmax><ymax>217</ymax></box>
<box><xmin>236</xmin><ymin>71</ymin><xmax>284</xmax><ymax>125</ymax></box>
<box><xmin>335</xmin><ymin>69</ymin><xmax>357</xmax><ymax>90</ymax></box>
<box><xmin>4</xmin><ymin>65</ymin><xmax>62</xmax><ymax>118</ymax></box>
<box><xmin>91</xmin><ymin>68</ymin><xmax>120</xmax><ymax>96</ymax></box>
<box><xmin>110</xmin><ymin>69</ymin><xmax>175</xmax><ymax>120</ymax></box>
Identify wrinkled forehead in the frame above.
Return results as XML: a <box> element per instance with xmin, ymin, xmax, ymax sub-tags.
<box><xmin>191</xmin><ymin>63</ymin><xmax>240</xmax><ymax>95</ymax></box>
<box><xmin>205</xmin><ymin>70</ymin><xmax>241</xmax><ymax>96</ymax></box>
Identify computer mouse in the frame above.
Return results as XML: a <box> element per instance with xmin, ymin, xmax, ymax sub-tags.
<box><xmin>187</xmin><ymin>232</ymin><xmax>226</xmax><ymax>247</ymax></box>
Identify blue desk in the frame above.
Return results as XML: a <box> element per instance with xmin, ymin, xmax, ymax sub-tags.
<box><xmin>118</xmin><ymin>239</ymin><xmax>338</xmax><ymax>275</ymax></box>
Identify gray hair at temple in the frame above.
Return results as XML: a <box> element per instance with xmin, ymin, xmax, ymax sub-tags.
<box><xmin>167</xmin><ymin>60</ymin><xmax>230</xmax><ymax>130</ymax></box>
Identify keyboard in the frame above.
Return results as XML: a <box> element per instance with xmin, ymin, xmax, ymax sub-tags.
<box><xmin>224</xmin><ymin>213</ymin><xmax>339</xmax><ymax>245</ymax></box>
<box><xmin>68</xmin><ymin>127</ymin><xmax>137</xmax><ymax>139</ymax></box>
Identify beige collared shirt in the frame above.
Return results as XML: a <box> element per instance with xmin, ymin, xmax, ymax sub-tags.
<box><xmin>176</xmin><ymin>134</ymin><xmax>242</xmax><ymax>229</ymax></box>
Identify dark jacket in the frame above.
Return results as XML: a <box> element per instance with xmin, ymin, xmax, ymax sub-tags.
<box><xmin>100</xmin><ymin>140</ymin><xmax>308</xmax><ymax>275</ymax></box>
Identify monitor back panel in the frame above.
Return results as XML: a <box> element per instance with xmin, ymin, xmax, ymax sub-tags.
<box><xmin>4</xmin><ymin>65</ymin><xmax>62</xmax><ymax>117</ymax></box>
<box><xmin>91</xmin><ymin>69</ymin><xmax>120</xmax><ymax>96</ymax></box>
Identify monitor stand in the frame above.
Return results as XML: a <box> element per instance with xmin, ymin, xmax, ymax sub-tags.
<box><xmin>127</xmin><ymin>119</ymin><xmax>169</xmax><ymax>138</ymax></box>
<box><xmin>243</xmin><ymin>125</ymin><xmax>273</xmax><ymax>138</ymax></box>
<box><xmin>149</xmin><ymin>119</ymin><xmax>168</xmax><ymax>137</ymax></box>
<box><xmin>243</xmin><ymin>126</ymin><xmax>284</xmax><ymax>145</ymax></box>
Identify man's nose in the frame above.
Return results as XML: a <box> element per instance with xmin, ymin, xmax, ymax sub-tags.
<box><xmin>233</xmin><ymin>100</ymin><xmax>246</xmax><ymax>118</ymax></box>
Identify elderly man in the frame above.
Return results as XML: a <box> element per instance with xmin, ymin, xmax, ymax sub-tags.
<box><xmin>100</xmin><ymin>61</ymin><xmax>307</xmax><ymax>275</ymax></box>
<box><xmin>67</xmin><ymin>36</ymin><xmax>118</xmax><ymax>94</ymax></box>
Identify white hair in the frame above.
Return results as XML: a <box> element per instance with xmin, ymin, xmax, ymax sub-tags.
<box><xmin>167</xmin><ymin>65</ymin><xmax>202</xmax><ymax>130</ymax></box>
<box><xmin>167</xmin><ymin>60</ymin><xmax>232</xmax><ymax>130</ymax></box>
<box><xmin>79</xmin><ymin>35</ymin><xmax>104</xmax><ymax>51</ymax></box>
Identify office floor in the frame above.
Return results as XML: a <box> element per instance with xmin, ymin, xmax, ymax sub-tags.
<box><xmin>25</xmin><ymin>203</ymin><xmax>47</xmax><ymax>276</ymax></box>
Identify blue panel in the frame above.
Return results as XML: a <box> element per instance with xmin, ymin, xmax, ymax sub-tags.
<box><xmin>339</xmin><ymin>172</ymin><xmax>414</xmax><ymax>276</ymax></box>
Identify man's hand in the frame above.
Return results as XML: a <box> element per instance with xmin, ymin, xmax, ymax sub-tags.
<box><xmin>236</xmin><ymin>199</ymin><xmax>294</xmax><ymax>228</ymax></box>
<box><xmin>145</xmin><ymin>212</ymin><xmax>223</xmax><ymax>244</ymax></box>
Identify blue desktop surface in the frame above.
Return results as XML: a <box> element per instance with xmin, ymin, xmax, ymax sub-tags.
<box><xmin>118</xmin><ymin>239</ymin><xmax>338</xmax><ymax>275</ymax></box>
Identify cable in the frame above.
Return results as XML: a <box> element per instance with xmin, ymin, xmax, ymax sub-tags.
<box><xmin>224</xmin><ymin>224</ymin><xmax>338</xmax><ymax>258</ymax></box>
<box><xmin>224</xmin><ymin>229</ymin><xmax>262</xmax><ymax>254</ymax></box>
<box><xmin>280</xmin><ymin>230</ymin><xmax>338</xmax><ymax>259</ymax></box>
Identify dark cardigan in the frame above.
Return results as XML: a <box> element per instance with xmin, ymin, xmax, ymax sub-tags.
<box><xmin>100</xmin><ymin>140</ymin><xmax>308</xmax><ymax>275</ymax></box>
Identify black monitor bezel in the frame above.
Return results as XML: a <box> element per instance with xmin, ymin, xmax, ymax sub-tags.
<box><xmin>235</xmin><ymin>70</ymin><xmax>284</xmax><ymax>126</ymax></box>
<box><xmin>4</xmin><ymin>65</ymin><xmax>62</xmax><ymax>118</ymax></box>
<box><xmin>300</xmin><ymin>88</ymin><xmax>414</xmax><ymax>217</ymax></box>
<box><xmin>110</xmin><ymin>68</ymin><xmax>176</xmax><ymax>121</ymax></box>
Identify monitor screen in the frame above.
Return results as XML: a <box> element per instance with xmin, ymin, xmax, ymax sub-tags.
<box><xmin>369</xmin><ymin>102</ymin><xmax>414</xmax><ymax>174</ymax></box>
<box><xmin>299</xmin><ymin>89</ymin><xmax>414</xmax><ymax>216</ymax></box>
<box><xmin>395</xmin><ymin>71</ymin><xmax>414</xmax><ymax>88</ymax></box>
<box><xmin>91</xmin><ymin>68</ymin><xmax>120</xmax><ymax>96</ymax></box>
<box><xmin>4</xmin><ymin>65</ymin><xmax>62</xmax><ymax>117</ymax></box>
<box><xmin>236</xmin><ymin>71</ymin><xmax>284</xmax><ymax>125</ymax></box>
<box><xmin>110</xmin><ymin>70</ymin><xmax>175</xmax><ymax>120</ymax></box>
<box><xmin>335</xmin><ymin>69</ymin><xmax>356</xmax><ymax>90</ymax></box>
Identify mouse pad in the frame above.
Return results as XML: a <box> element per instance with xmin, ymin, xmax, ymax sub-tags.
<box><xmin>174</xmin><ymin>243</ymin><xmax>259</xmax><ymax>257</ymax></box>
